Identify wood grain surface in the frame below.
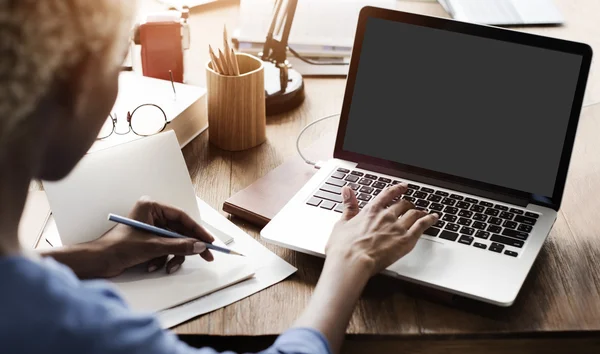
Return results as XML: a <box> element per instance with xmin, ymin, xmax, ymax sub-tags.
<box><xmin>206</xmin><ymin>53</ymin><xmax>266</xmax><ymax>151</ymax></box>
<box><xmin>135</xmin><ymin>0</ymin><xmax>600</xmax><ymax>349</ymax></box>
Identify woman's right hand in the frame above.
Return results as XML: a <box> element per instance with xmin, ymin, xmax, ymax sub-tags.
<box><xmin>326</xmin><ymin>183</ymin><xmax>438</xmax><ymax>277</ymax></box>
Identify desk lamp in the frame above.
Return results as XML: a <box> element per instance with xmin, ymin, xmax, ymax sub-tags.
<box><xmin>260</xmin><ymin>0</ymin><xmax>305</xmax><ymax>115</ymax></box>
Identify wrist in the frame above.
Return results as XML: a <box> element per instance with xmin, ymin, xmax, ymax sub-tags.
<box><xmin>324</xmin><ymin>249</ymin><xmax>374</xmax><ymax>285</ymax></box>
<box><xmin>41</xmin><ymin>241</ymin><xmax>109</xmax><ymax>279</ymax></box>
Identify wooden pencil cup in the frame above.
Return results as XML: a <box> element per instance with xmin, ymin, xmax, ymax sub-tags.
<box><xmin>206</xmin><ymin>53</ymin><xmax>266</xmax><ymax>151</ymax></box>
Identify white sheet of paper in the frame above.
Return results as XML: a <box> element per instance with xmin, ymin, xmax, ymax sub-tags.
<box><xmin>157</xmin><ymin>197</ymin><xmax>297</xmax><ymax>328</ymax></box>
<box><xmin>43</xmin><ymin>131</ymin><xmax>230</xmax><ymax>245</ymax></box>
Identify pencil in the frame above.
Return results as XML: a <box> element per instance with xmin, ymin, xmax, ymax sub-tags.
<box><xmin>108</xmin><ymin>213</ymin><xmax>245</xmax><ymax>257</ymax></box>
<box><xmin>218</xmin><ymin>48</ymin><xmax>231</xmax><ymax>75</ymax></box>
<box><xmin>208</xmin><ymin>45</ymin><xmax>222</xmax><ymax>74</ymax></box>
<box><xmin>223</xmin><ymin>25</ymin><xmax>235</xmax><ymax>75</ymax></box>
<box><xmin>231</xmin><ymin>48</ymin><xmax>240</xmax><ymax>76</ymax></box>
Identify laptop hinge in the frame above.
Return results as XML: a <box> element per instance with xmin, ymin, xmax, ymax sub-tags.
<box><xmin>357</xmin><ymin>163</ymin><xmax>530</xmax><ymax>207</ymax></box>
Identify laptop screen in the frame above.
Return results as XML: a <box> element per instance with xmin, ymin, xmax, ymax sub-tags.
<box><xmin>342</xmin><ymin>17</ymin><xmax>584</xmax><ymax>197</ymax></box>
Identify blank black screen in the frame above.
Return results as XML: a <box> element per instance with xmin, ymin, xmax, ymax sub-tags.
<box><xmin>343</xmin><ymin>18</ymin><xmax>583</xmax><ymax>197</ymax></box>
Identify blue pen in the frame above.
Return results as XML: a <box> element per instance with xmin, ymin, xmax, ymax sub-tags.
<box><xmin>108</xmin><ymin>213</ymin><xmax>244</xmax><ymax>256</ymax></box>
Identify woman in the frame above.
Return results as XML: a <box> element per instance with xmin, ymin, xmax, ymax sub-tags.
<box><xmin>0</xmin><ymin>1</ymin><xmax>437</xmax><ymax>353</ymax></box>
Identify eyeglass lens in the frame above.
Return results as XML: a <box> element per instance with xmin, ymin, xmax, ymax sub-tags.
<box><xmin>130</xmin><ymin>104</ymin><xmax>167</xmax><ymax>136</ymax></box>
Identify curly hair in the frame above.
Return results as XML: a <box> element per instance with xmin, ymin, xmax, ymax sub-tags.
<box><xmin>0</xmin><ymin>0</ymin><xmax>135</xmax><ymax>147</ymax></box>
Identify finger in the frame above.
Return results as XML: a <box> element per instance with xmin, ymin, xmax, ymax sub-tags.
<box><xmin>166</xmin><ymin>256</ymin><xmax>185</xmax><ymax>274</ymax></box>
<box><xmin>406</xmin><ymin>214</ymin><xmax>439</xmax><ymax>241</ymax></box>
<box><xmin>147</xmin><ymin>255</ymin><xmax>168</xmax><ymax>273</ymax></box>
<box><xmin>370</xmin><ymin>183</ymin><xmax>408</xmax><ymax>211</ymax></box>
<box><xmin>153</xmin><ymin>202</ymin><xmax>215</xmax><ymax>243</ymax></box>
<box><xmin>397</xmin><ymin>209</ymin><xmax>428</xmax><ymax>229</ymax></box>
<box><xmin>199</xmin><ymin>249</ymin><xmax>214</xmax><ymax>262</ymax></box>
<box><xmin>387</xmin><ymin>199</ymin><xmax>415</xmax><ymax>218</ymax></box>
<box><xmin>147</xmin><ymin>237</ymin><xmax>208</xmax><ymax>257</ymax></box>
<box><xmin>341</xmin><ymin>186</ymin><xmax>359</xmax><ymax>221</ymax></box>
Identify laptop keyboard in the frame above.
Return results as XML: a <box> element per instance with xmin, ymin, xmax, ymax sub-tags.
<box><xmin>306</xmin><ymin>168</ymin><xmax>541</xmax><ymax>258</ymax></box>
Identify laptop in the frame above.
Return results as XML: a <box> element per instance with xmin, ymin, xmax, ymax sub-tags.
<box><xmin>261</xmin><ymin>7</ymin><xmax>592</xmax><ymax>306</ymax></box>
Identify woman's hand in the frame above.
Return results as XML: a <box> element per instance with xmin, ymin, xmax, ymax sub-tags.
<box><xmin>295</xmin><ymin>183</ymin><xmax>437</xmax><ymax>353</ymax></box>
<box><xmin>43</xmin><ymin>197</ymin><xmax>215</xmax><ymax>279</ymax></box>
<box><xmin>326</xmin><ymin>183</ymin><xmax>438</xmax><ymax>276</ymax></box>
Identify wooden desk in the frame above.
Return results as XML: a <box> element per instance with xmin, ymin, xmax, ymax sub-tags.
<box><xmin>137</xmin><ymin>1</ymin><xmax>600</xmax><ymax>352</ymax></box>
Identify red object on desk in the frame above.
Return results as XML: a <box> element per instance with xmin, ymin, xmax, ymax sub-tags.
<box><xmin>139</xmin><ymin>22</ymin><xmax>184</xmax><ymax>83</ymax></box>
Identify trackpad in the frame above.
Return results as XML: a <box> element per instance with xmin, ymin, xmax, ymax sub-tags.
<box><xmin>388</xmin><ymin>238</ymin><xmax>450</xmax><ymax>277</ymax></box>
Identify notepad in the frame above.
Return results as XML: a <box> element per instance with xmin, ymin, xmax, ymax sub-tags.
<box><xmin>43</xmin><ymin>131</ymin><xmax>248</xmax><ymax>312</ymax></box>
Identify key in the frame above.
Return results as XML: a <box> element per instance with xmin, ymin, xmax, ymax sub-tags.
<box><xmin>347</xmin><ymin>183</ymin><xmax>360</xmax><ymax>191</ymax></box>
<box><xmin>373</xmin><ymin>190</ymin><xmax>381</xmax><ymax>196</ymax></box>
<box><xmin>434</xmin><ymin>220</ymin><xmax>446</xmax><ymax>228</ymax></box>
<box><xmin>494</xmin><ymin>204</ymin><xmax>508</xmax><ymax>211</ymax></box>
<box><xmin>460</xmin><ymin>226</ymin><xmax>475</xmax><ymax>236</ymax></box>
<box><xmin>475</xmin><ymin>230</ymin><xmax>490</xmax><ymax>239</ymax></box>
<box><xmin>337</xmin><ymin>168</ymin><xmax>350</xmax><ymax>173</ymax></box>
<box><xmin>415</xmin><ymin>199</ymin><xmax>430</xmax><ymax>208</ymax></box>
<box><xmin>473</xmin><ymin>242</ymin><xmax>487</xmax><ymax>249</ymax></box>
<box><xmin>465</xmin><ymin>197</ymin><xmax>479</xmax><ymax>204</ymax></box>
<box><xmin>428</xmin><ymin>194</ymin><xmax>442</xmax><ymax>202</ymax></box>
<box><xmin>320</xmin><ymin>184</ymin><xmax>342</xmax><ymax>194</ymax></box>
<box><xmin>331</xmin><ymin>172</ymin><xmax>346</xmax><ymax>179</ymax></box>
<box><xmin>484</xmin><ymin>208</ymin><xmax>500</xmax><ymax>216</ymax></box>
<box><xmin>435</xmin><ymin>191</ymin><xmax>449</xmax><ymax>196</ymax></box>
<box><xmin>359</xmin><ymin>201</ymin><xmax>367</xmax><ymax>208</ymax></box>
<box><xmin>458</xmin><ymin>235</ymin><xmax>474</xmax><ymax>245</ymax></box>
<box><xmin>470</xmin><ymin>205</ymin><xmax>485</xmax><ymax>213</ymax></box>
<box><xmin>405</xmin><ymin>189</ymin><xmax>414</xmax><ymax>196</ymax></box>
<box><xmin>439</xmin><ymin>230</ymin><xmax>459</xmax><ymax>241</ymax></box>
<box><xmin>421</xmin><ymin>187</ymin><xmax>434</xmax><ymax>193</ymax></box>
<box><xmin>490</xmin><ymin>234</ymin><xmax>524</xmax><ymax>248</ymax></box>
<box><xmin>392</xmin><ymin>180</ymin><xmax>402</xmax><ymax>185</ymax></box>
<box><xmin>358</xmin><ymin>178</ymin><xmax>373</xmax><ymax>186</ymax></box>
<box><xmin>365</xmin><ymin>174</ymin><xmax>378</xmax><ymax>179</ymax></box>
<box><xmin>408</xmin><ymin>184</ymin><xmax>420</xmax><ymax>190</ymax></box>
<box><xmin>359</xmin><ymin>186</ymin><xmax>374</xmax><ymax>194</ymax></box>
<box><xmin>414</xmin><ymin>191</ymin><xmax>428</xmax><ymax>199</ymax></box>
<box><xmin>473</xmin><ymin>213</ymin><xmax>488</xmax><ymax>222</ymax></box>
<box><xmin>488</xmin><ymin>217</ymin><xmax>502</xmax><ymax>225</ymax></box>
<box><xmin>424</xmin><ymin>227</ymin><xmax>440</xmax><ymax>237</ymax></box>
<box><xmin>515</xmin><ymin>215</ymin><xmax>537</xmax><ymax>226</ymax></box>
<box><xmin>320</xmin><ymin>200</ymin><xmax>335</xmax><ymax>210</ymax></box>
<box><xmin>357</xmin><ymin>193</ymin><xmax>372</xmax><ymax>202</ymax></box>
<box><xmin>334</xmin><ymin>204</ymin><xmax>345</xmax><ymax>213</ymax></box>
<box><xmin>443</xmin><ymin>206</ymin><xmax>459</xmax><ymax>215</ymax></box>
<box><xmin>525</xmin><ymin>212</ymin><xmax>539</xmax><ymax>219</ymax></box>
<box><xmin>314</xmin><ymin>190</ymin><xmax>343</xmax><ymax>203</ymax></box>
<box><xmin>430</xmin><ymin>203</ymin><xmax>444</xmax><ymax>211</ymax></box>
<box><xmin>510</xmin><ymin>208</ymin><xmax>524</xmax><ymax>215</ymax></box>
<box><xmin>445</xmin><ymin>223</ymin><xmax>460</xmax><ymax>232</ymax></box>
<box><xmin>326</xmin><ymin>178</ymin><xmax>345</xmax><ymax>187</ymax></box>
<box><xmin>345</xmin><ymin>175</ymin><xmax>359</xmax><ymax>183</ymax></box>
<box><xmin>351</xmin><ymin>171</ymin><xmax>364</xmax><ymax>176</ymax></box>
<box><xmin>450</xmin><ymin>194</ymin><xmax>464</xmax><ymax>201</ymax></box>
<box><xmin>403</xmin><ymin>196</ymin><xmax>416</xmax><ymax>203</ymax></box>
<box><xmin>372</xmin><ymin>181</ymin><xmax>387</xmax><ymax>189</ymax></box>
<box><xmin>306</xmin><ymin>197</ymin><xmax>322</xmax><ymax>207</ymax></box>
<box><xmin>480</xmin><ymin>201</ymin><xmax>493</xmax><ymax>207</ymax></box>
<box><xmin>472</xmin><ymin>221</ymin><xmax>486</xmax><ymax>230</ymax></box>
<box><xmin>489</xmin><ymin>243</ymin><xmax>504</xmax><ymax>253</ymax></box>
<box><xmin>442</xmin><ymin>198</ymin><xmax>456</xmax><ymax>206</ymax></box>
<box><xmin>500</xmin><ymin>211</ymin><xmax>514</xmax><ymax>220</ymax></box>
<box><xmin>518</xmin><ymin>224</ymin><xmax>532</xmax><ymax>233</ymax></box>
<box><xmin>504</xmin><ymin>250</ymin><xmax>518</xmax><ymax>257</ymax></box>
<box><xmin>456</xmin><ymin>201</ymin><xmax>471</xmax><ymax>209</ymax></box>
<box><xmin>442</xmin><ymin>214</ymin><xmax>458</xmax><ymax>223</ymax></box>
<box><xmin>378</xmin><ymin>177</ymin><xmax>391</xmax><ymax>183</ymax></box>
<box><xmin>503</xmin><ymin>220</ymin><xmax>518</xmax><ymax>229</ymax></box>
<box><xmin>501</xmin><ymin>229</ymin><xmax>529</xmax><ymax>240</ymax></box>
<box><xmin>458</xmin><ymin>210</ymin><xmax>473</xmax><ymax>218</ymax></box>
<box><xmin>487</xmin><ymin>225</ymin><xmax>502</xmax><ymax>233</ymax></box>
<box><xmin>457</xmin><ymin>218</ymin><xmax>472</xmax><ymax>226</ymax></box>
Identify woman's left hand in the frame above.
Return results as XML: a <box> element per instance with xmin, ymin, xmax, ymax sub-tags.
<box><xmin>44</xmin><ymin>197</ymin><xmax>215</xmax><ymax>279</ymax></box>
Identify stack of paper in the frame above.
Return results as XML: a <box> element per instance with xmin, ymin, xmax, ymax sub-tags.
<box><xmin>43</xmin><ymin>132</ymin><xmax>296</xmax><ymax>321</ymax></box>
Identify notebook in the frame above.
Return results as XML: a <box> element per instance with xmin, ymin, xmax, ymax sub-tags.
<box><xmin>43</xmin><ymin>131</ymin><xmax>249</xmax><ymax>312</ymax></box>
<box><xmin>439</xmin><ymin>0</ymin><xmax>563</xmax><ymax>26</ymax></box>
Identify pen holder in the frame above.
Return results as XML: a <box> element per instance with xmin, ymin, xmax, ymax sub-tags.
<box><xmin>206</xmin><ymin>53</ymin><xmax>266</xmax><ymax>151</ymax></box>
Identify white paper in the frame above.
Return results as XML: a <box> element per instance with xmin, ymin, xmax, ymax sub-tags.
<box><xmin>157</xmin><ymin>197</ymin><xmax>297</xmax><ymax>328</ymax></box>
<box><xmin>43</xmin><ymin>131</ymin><xmax>231</xmax><ymax>245</ymax></box>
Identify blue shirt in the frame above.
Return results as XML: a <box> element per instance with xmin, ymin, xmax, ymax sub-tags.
<box><xmin>0</xmin><ymin>256</ymin><xmax>331</xmax><ymax>354</ymax></box>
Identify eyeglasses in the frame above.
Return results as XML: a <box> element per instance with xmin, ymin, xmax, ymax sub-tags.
<box><xmin>97</xmin><ymin>104</ymin><xmax>169</xmax><ymax>140</ymax></box>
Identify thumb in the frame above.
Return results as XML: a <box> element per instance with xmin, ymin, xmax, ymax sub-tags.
<box><xmin>152</xmin><ymin>238</ymin><xmax>207</xmax><ymax>257</ymax></box>
<box><xmin>341</xmin><ymin>186</ymin><xmax>359</xmax><ymax>221</ymax></box>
